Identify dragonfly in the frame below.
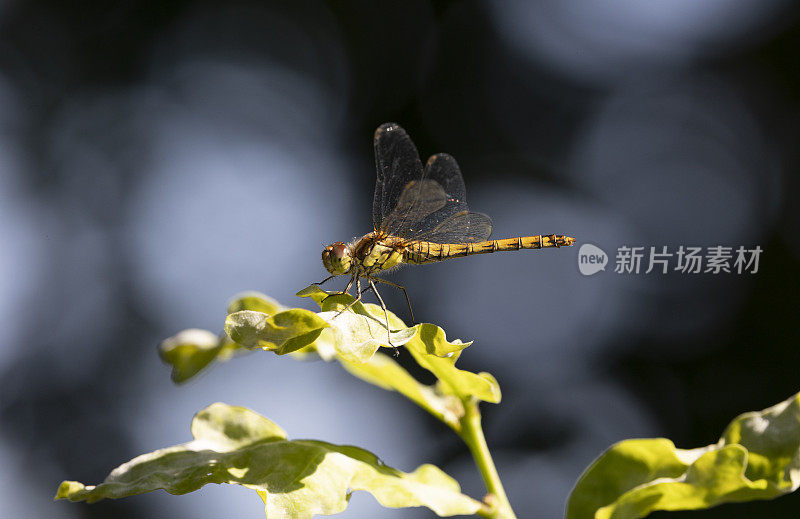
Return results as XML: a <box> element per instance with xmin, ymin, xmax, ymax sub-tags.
<box><xmin>320</xmin><ymin>122</ymin><xmax>575</xmax><ymax>346</ymax></box>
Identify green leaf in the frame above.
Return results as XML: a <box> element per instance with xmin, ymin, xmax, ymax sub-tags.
<box><xmin>227</xmin><ymin>291</ymin><xmax>284</xmax><ymax>315</ymax></box>
<box><xmin>340</xmin><ymin>353</ymin><xmax>464</xmax><ymax>429</ymax></box>
<box><xmin>297</xmin><ymin>285</ymin><xmax>417</xmax><ymax>362</ymax></box>
<box><xmin>317</xmin><ymin>310</ymin><xmax>416</xmax><ymax>363</ymax></box>
<box><xmin>157</xmin><ymin>292</ymin><xmax>286</xmax><ymax>383</ymax></box>
<box><xmin>567</xmin><ymin>391</ymin><xmax>800</xmax><ymax>519</ymax></box>
<box><xmin>298</xmin><ymin>285</ymin><xmax>475</xmax><ymax>358</ymax></box>
<box><xmin>292</xmin><ymin>327</ymin><xmax>338</xmax><ymax>361</ymax></box>
<box><xmin>297</xmin><ymin>286</ymin><xmax>497</xmax><ymax>403</ymax></box>
<box><xmin>56</xmin><ymin>403</ymin><xmax>482</xmax><ymax>518</ymax></box>
<box><xmin>159</xmin><ymin>329</ymin><xmax>243</xmax><ymax>383</ymax></box>
<box><xmin>405</xmin><ymin>339</ymin><xmax>500</xmax><ymax>404</ymax></box>
<box><xmin>208</xmin><ymin>286</ymin><xmax>435</xmax><ymax>365</ymax></box>
<box><xmin>414</xmin><ymin>323</ymin><xmax>472</xmax><ymax>356</ymax></box>
<box><xmin>296</xmin><ymin>284</ymin><xmax>335</xmax><ymax>306</ymax></box>
<box><xmin>297</xmin><ymin>285</ymin><xmax>403</xmax><ymax>326</ymax></box>
<box><xmin>225</xmin><ymin>309</ymin><xmax>329</xmax><ymax>355</ymax></box>
<box><xmin>297</xmin><ymin>285</ymin><xmax>402</xmax><ymax>326</ymax></box>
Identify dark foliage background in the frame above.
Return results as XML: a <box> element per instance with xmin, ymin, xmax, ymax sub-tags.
<box><xmin>0</xmin><ymin>1</ymin><xmax>799</xmax><ymax>518</ymax></box>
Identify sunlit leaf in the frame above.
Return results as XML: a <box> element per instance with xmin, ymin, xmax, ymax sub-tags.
<box><xmin>317</xmin><ymin>310</ymin><xmax>415</xmax><ymax>363</ymax></box>
<box><xmin>298</xmin><ymin>285</ymin><xmax>416</xmax><ymax>361</ymax></box>
<box><xmin>160</xmin><ymin>292</ymin><xmax>307</xmax><ymax>383</ymax></box>
<box><xmin>340</xmin><ymin>353</ymin><xmax>464</xmax><ymax>429</ymax></box>
<box><xmin>297</xmin><ymin>285</ymin><xmax>406</xmax><ymax>328</ymax></box>
<box><xmin>414</xmin><ymin>323</ymin><xmax>472</xmax><ymax>356</ymax></box>
<box><xmin>225</xmin><ymin>309</ymin><xmax>329</xmax><ymax>355</ymax></box>
<box><xmin>159</xmin><ymin>329</ymin><xmax>243</xmax><ymax>383</ymax></box>
<box><xmin>298</xmin><ymin>285</ymin><xmax>497</xmax><ymax>405</ymax></box>
<box><xmin>567</xmin><ymin>391</ymin><xmax>800</xmax><ymax>519</ymax></box>
<box><xmin>405</xmin><ymin>340</ymin><xmax>500</xmax><ymax>404</ymax></box>
<box><xmin>298</xmin><ymin>285</ymin><xmax>471</xmax><ymax>357</ymax></box>
<box><xmin>227</xmin><ymin>291</ymin><xmax>284</xmax><ymax>315</ymax></box>
<box><xmin>292</xmin><ymin>327</ymin><xmax>338</xmax><ymax>361</ymax></box>
<box><xmin>56</xmin><ymin>403</ymin><xmax>482</xmax><ymax>518</ymax></box>
<box><xmin>296</xmin><ymin>284</ymin><xmax>337</xmax><ymax>306</ymax></box>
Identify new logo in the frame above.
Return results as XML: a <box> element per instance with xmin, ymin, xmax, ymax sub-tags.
<box><xmin>578</xmin><ymin>244</ymin><xmax>608</xmax><ymax>276</ymax></box>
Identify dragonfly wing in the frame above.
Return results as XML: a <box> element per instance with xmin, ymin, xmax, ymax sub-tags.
<box><xmin>383</xmin><ymin>152</ymin><xmax>473</xmax><ymax>239</ymax></box>
<box><xmin>373</xmin><ymin>123</ymin><xmax>424</xmax><ymax>231</ymax></box>
<box><xmin>373</xmin><ymin>124</ymin><xmax>480</xmax><ymax>241</ymax></box>
<box><xmin>410</xmin><ymin>211</ymin><xmax>493</xmax><ymax>244</ymax></box>
<box><xmin>422</xmin><ymin>153</ymin><xmax>467</xmax><ymax>208</ymax></box>
<box><xmin>381</xmin><ymin>178</ymin><xmax>450</xmax><ymax>237</ymax></box>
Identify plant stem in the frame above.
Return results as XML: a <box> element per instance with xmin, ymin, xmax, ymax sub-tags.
<box><xmin>458</xmin><ymin>399</ymin><xmax>517</xmax><ymax>519</ymax></box>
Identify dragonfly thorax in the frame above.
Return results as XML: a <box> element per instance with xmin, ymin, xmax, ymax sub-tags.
<box><xmin>352</xmin><ymin>234</ymin><xmax>404</xmax><ymax>274</ymax></box>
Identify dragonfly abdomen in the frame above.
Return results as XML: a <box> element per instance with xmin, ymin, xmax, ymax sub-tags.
<box><xmin>404</xmin><ymin>234</ymin><xmax>575</xmax><ymax>264</ymax></box>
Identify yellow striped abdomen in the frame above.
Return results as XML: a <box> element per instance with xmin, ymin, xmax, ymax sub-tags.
<box><xmin>403</xmin><ymin>234</ymin><xmax>575</xmax><ymax>264</ymax></box>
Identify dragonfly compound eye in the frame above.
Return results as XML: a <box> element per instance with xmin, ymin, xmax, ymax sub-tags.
<box><xmin>322</xmin><ymin>242</ymin><xmax>352</xmax><ymax>275</ymax></box>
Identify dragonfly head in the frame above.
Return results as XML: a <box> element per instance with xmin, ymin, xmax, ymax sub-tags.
<box><xmin>322</xmin><ymin>241</ymin><xmax>353</xmax><ymax>276</ymax></box>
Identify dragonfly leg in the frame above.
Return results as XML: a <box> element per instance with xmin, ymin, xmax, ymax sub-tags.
<box><xmin>313</xmin><ymin>274</ymin><xmax>337</xmax><ymax>286</ymax></box>
<box><xmin>333</xmin><ymin>280</ymin><xmax>386</xmax><ymax>319</ymax></box>
<box><xmin>371</xmin><ymin>277</ymin><xmax>415</xmax><ymax>325</ymax></box>
<box><xmin>342</xmin><ymin>274</ymin><xmax>355</xmax><ymax>295</ymax></box>
<box><xmin>321</xmin><ymin>272</ymin><xmax>354</xmax><ymax>301</ymax></box>
<box><xmin>333</xmin><ymin>275</ymin><xmax>362</xmax><ymax>317</ymax></box>
<box><xmin>323</xmin><ymin>272</ymin><xmax>357</xmax><ymax>312</ymax></box>
<box><xmin>333</xmin><ymin>282</ymin><xmax>374</xmax><ymax>315</ymax></box>
<box><xmin>369</xmin><ymin>278</ymin><xmax>399</xmax><ymax>357</ymax></box>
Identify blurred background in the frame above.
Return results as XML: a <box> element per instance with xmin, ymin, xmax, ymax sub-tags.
<box><xmin>1</xmin><ymin>1</ymin><xmax>799</xmax><ymax>518</ymax></box>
